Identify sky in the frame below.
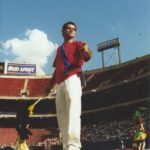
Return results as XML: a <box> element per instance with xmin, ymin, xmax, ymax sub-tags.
<box><xmin>0</xmin><ymin>0</ymin><xmax>149</xmax><ymax>75</ymax></box>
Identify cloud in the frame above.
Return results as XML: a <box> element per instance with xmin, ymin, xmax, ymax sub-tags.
<box><xmin>0</xmin><ymin>29</ymin><xmax>58</xmax><ymax>75</ymax></box>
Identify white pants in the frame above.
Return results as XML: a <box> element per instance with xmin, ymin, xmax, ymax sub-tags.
<box><xmin>56</xmin><ymin>74</ymin><xmax>82</xmax><ymax>150</ymax></box>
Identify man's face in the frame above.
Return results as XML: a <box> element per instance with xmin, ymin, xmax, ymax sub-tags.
<box><xmin>63</xmin><ymin>24</ymin><xmax>76</xmax><ymax>39</ymax></box>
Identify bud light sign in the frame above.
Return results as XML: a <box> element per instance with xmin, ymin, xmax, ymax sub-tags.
<box><xmin>7</xmin><ymin>63</ymin><xmax>36</xmax><ymax>75</ymax></box>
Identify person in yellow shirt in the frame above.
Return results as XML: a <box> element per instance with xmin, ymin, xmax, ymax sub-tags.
<box><xmin>132</xmin><ymin>110</ymin><xmax>147</xmax><ymax>150</ymax></box>
<box><xmin>15</xmin><ymin>104</ymin><xmax>34</xmax><ymax>150</ymax></box>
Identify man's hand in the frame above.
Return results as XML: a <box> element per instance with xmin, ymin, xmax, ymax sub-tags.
<box><xmin>45</xmin><ymin>71</ymin><xmax>56</xmax><ymax>96</ymax></box>
<box><xmin>80</xmin><ymin>44</ymin><xmax>89</xmax><ymax>52</ymax></box>
<box><xmin>81</xmin><ymin>44</ymin><xmax>89</xmax><ymax>52</ymax></box>
<box><xmin>80</xmin><ymin>44</ymin><xmax>92</xmax><ymax>62</ymax></box>
<box><xmin>45</xmin><ymin>86</ymin><xmax>51</xmax><ymax>96</ymax></box>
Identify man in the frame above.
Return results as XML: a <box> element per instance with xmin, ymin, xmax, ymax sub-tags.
<box><xmin>47</xmin><ymin>21</ymin><xmax>92</xmax><ymax>150</ymax></box>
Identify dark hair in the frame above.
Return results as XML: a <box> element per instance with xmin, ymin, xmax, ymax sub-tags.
<box><xmin>62</xmin><ymin>21</ymin><xmax>77</xmax><ymax>32</ymax></box>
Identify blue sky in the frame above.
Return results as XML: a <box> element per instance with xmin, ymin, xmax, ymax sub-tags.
<box><xmin>0</xmin><ymin>0</ymin><xmax>149</xmax><ymax>75</ymax></box>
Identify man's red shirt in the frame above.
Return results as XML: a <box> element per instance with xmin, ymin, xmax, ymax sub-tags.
<box><xmin>53</xmin><ymin>41</ymin><xmax>86</xmax><ymax>84</ymax></box>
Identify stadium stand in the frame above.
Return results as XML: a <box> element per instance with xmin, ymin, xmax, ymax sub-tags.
<box><xmin>84</xmin><ymin>54</ymin><xmax>149</xmax><ymax>92</ymax></box>
<box><xmin>0</xmin><ymin>78</ymin><xmax>25</xmax><ymax>97</ymax></box>
<box><xmin>0</xmin><ymin>54</ymin><xmax>149</xmax><ymax>149</ymax></box>
<box><xmin>0</xmin><ymin>128</ymin><xmax>55</xmax><ymax>147</ymax></box>
<box><xmin>27</xmin><ymin>78</ymin><xmax>51</xmax><ymax>97</ymax></box>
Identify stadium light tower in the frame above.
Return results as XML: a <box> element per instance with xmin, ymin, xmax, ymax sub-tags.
<box><xmin>97</xmin><ymin>37</ymin><xmax>121</xmax><ymax>68</ymax></box>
